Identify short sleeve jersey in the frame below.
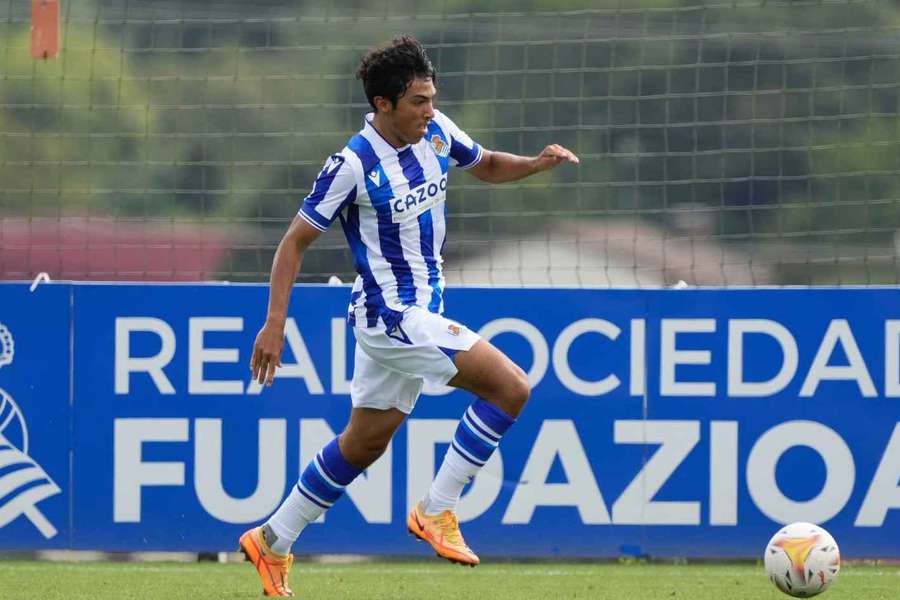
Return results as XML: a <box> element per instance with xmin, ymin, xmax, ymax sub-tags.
<box><xmin>298</xmin><ymin>110</ymin><xmax>483</xmax><ymax>328</ymax></box>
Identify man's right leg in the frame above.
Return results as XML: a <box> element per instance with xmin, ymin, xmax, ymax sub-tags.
<box><xmin>241</xmin><ymin>407</ymin><xmax>406</xmax><ymax>597</ymax></box>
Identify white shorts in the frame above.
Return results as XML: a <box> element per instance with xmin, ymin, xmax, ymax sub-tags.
<box><xmin>350</xmin><ymin>307</ymin><xmax>481</xmax><ymax>414</ymax></box>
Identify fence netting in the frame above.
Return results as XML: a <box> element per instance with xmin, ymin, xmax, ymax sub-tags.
<box><xmin>2</xmin><ymin>0</ymin><xmax>900</xmax><ymax>286</ymax></box>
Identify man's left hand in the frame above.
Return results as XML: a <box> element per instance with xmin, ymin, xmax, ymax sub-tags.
<box><xmin>533</xmin><ymin>144</ymin><xmax>580</xmax><ymax>172</ymax></box>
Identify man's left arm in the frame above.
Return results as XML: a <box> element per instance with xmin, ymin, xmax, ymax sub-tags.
<box><xmin>466</xmin><ymin>144</ymin><xmax>579</xmax><ymax>184</ymax></box>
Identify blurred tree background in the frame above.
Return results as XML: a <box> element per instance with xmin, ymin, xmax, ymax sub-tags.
<box><xmin>2</xmin><ymin>0</ymin><xmax>899</xmax><ymax>284</ymax></box>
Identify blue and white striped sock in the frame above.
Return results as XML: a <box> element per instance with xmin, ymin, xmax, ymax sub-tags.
<box><xmin>423</xmin><ymin>399</ymin><xmax>515</xmax><ymax>515</ymax></box>
<box><xmin>265</xmin><ymin>437</ymin><xmax>361</xmax><ymax>554</ymax></box>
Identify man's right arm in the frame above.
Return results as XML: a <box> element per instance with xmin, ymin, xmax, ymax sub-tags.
<box><xmin>250</xmin><ymin>216</ymin><xmax>323</xmax><ymax>386</ymax></box>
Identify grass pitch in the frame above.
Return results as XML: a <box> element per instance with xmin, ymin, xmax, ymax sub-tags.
<box><xmin>0</xmin><ymin>560</ymin><xmax>898</xmax><ymax>599</ymax></box>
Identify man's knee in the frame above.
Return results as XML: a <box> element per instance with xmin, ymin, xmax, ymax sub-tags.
<box><xmin>339</xmin><ymin>427</ymin><xmax>391</xmax><ymax>469</ymax></box>
<box><xmin>493</xmin><ymin>367</ymin><xmax>530</xmax><ymax>417</ymax></box>
<box><xmin>508</xmin><ymin>367</ymin><xmax>530</xmax><ymax>408</ymax></box>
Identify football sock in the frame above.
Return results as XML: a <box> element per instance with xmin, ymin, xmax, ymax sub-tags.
<box><xmin>423</xmin><ymin>399</ymin><xmax>515</xmax><ymax>515</ymax></box>
<box><xmin>265</xmin><ymin>436</ymin><xmax>361</xmax><ymax>555</ymax></box>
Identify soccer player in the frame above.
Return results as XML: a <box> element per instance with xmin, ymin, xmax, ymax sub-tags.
<box><xmin>240</xmin><ymin>35</ymin><xmax>578</xmax><ymax>596</ymax></box>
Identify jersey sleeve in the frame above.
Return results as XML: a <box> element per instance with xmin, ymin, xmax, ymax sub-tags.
<box><xmin>433</xmin><ymin>110</ymin><xmax>484</xmax><ymax>169</ymax></box>
<box><xmin>297</xmin><ymin>153</ymin><xmax>358</xmax><ymax>231</ymax></box>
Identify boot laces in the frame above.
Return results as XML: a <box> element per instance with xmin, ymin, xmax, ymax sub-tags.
<box><xmin>437</xmin><ymin>512</ymin><xmax>464</xmax><ymax>545</ymax></box>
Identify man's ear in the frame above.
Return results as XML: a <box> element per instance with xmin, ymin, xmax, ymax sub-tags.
<box><xmin>373</xmin><ymin>95</ymin><xmax>393</xmax><ymax>114</ymax></box>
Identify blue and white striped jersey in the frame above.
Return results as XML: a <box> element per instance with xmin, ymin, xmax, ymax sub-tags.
<box><xmin>298</xmin><ymin>110</ymin><xmax>483</xmax><ymax>329</ymax></box>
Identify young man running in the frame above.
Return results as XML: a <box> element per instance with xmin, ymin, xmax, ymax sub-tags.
<box><xmin>241</xmin><ymin>35</ymin><xmax>578</xmax><ymax>597</ymax></box>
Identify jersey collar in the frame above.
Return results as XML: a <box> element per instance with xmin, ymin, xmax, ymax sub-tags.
<box><xmin>364</xmin><ymin>113</ymin><xmax>412</xmax><ymax>153</ymax></box>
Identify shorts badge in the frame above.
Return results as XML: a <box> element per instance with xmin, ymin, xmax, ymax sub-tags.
<box><xmin>447</xmin><ymin>324</ymin><xmax>461</xmax><ymax>336</ymax></box>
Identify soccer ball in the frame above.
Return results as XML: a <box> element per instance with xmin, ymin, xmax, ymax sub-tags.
<box><xmin>764</xmin><ymin>522</ymin><xmax>841</xmax><ymax>597</ymax></box>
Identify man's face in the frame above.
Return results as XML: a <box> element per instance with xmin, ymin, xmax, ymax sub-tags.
<box><xmin>378</xmin><ymin>77</ymin><xmax>436</xmax><ymax>145</ymax></box>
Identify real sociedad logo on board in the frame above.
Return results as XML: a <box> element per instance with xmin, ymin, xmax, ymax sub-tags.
<box><xmin>0</xmin><ymin>323</ymin><xmax>61</xmax><ymax>539</ymax></box>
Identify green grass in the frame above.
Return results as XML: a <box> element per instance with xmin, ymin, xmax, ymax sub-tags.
<box><xmin>0</xmin><ymin>561</ymin><xmax>898</xmax><ymax>599</ymax></box>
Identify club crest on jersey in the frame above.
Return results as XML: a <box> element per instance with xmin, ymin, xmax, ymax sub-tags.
<box><xmin>430</xmin><ymin>134</ymin><xmax>450</xmax><ymax>158</ymax></box>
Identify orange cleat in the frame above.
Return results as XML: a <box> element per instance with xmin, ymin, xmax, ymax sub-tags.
<box><xmin>407</xmin><ymin>502</ymin><xmax>480</xmax><ymax>567</ymax></box>
<box><xmin>238</xmin><ymin>526</ymin><xmax>295</xmax><ymax>597</ymax></box>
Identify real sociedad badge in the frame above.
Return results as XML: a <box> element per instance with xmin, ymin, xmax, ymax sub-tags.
<box><xmin>0</xmin><ymin>323</ymin><xmax>61</xmax><ymax>539</ymax></box>
<box><xmin>430</xmin><ymin>134</ymin><xmax>450</xmax><ymax>158</ymax></box>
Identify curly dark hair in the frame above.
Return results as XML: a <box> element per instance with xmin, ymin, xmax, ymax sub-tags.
<box><xmin>356</xmin><ymin>35</ymin><xmax>436</xmax><ymax>109</ymax></box>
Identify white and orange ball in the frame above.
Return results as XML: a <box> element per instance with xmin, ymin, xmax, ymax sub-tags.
<box><xmin>764</xmin><ymin>522</ymin><xmax>841</xmax><ymax>597</ymax></box>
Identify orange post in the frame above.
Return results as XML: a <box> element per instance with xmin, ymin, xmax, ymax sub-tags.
<box><xmin>31</xmin><ymin>0</ymin><xmax>60</xmax><ymax>60</ymax></box>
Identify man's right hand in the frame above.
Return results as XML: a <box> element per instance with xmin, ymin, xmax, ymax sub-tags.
<box><xmin>250</xmin><ymin>322</ymin><xmax>285</xmax><ymax>387</ymax></box>
<box><xmin>250</xmin><ymin>216</ymin><xmax>322</xmax><ymax>388</ymax></box>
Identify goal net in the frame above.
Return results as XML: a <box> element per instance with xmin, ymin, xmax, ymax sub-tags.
<box><xmin>2</xmin><ymin>0</ymin><xmax>899</xmax><ymax>286</ymax></box>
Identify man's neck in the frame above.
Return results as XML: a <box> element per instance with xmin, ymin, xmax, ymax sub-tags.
<box><xmin>370</xmin><ymin>114</ymin><xmax>405</xmax><ymax>148</ymax></box>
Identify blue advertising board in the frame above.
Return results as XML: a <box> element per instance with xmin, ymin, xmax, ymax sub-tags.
<box><xmin>0</xmin><ymin>282</ymin><xmax>898</xmax><ymax>558</ymax></box>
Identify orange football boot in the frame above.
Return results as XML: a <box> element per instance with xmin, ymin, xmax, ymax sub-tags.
<box><xmin>407</xmin><ymin>501</ymin><xmax>480</xmax><ymax>566</ymax></box>
<box><xmin>238</xmin><ymin>526</ymin><xmax>294</xmax><ymax>597</ymax></box>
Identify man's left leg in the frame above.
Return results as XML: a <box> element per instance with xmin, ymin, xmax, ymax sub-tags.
<box><xmin>408</xmin><ymin>338</ymin><xmax>530</xmax><ymax>566</ymax></box>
